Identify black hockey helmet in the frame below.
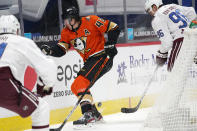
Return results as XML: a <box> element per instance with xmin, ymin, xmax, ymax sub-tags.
<box><xmin>62</xmin><ymin>6</ymin><xmax>80</xmax><ymax>21</ymax></box>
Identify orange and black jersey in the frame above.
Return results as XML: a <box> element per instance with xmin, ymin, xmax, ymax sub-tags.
<box><xmin>58</xmin><ymin>15</ymin><xmax>112</xmax><ymax>61</ymax></box>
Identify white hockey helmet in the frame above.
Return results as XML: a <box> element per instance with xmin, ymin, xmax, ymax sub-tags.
<box><xmin>145</xmin><ymin>0</ymin><xmax>163</xmax><ymax>13</ymax></box>
<box><xmin>0</xmin><ymin>15</ymin><xmax>21</xmax><ymax>35</ymax></box>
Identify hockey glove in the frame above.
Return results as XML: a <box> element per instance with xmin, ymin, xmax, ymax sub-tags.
<box><xmin>104</xmin><ymin>41</ymin><xmax>118</xmax><ymax>58</ymax></box>
<box><xmin>36</xmin><ymin>77</ymin><xmax>53</xmax><ymax>97</ymax></box>
<box><xmin>194</xmin><ymin>55</ymin><xmax>197</xmax><ymax>64</ymax></box>
<box><xmin>37</xmin><ymin>85</ymin><xmax>53</xmax><ymax>97</ymax></box>
<box><xmin>40</xmin><ymin>44</ymin><xmax>52</xmax><ymax>55</ymax></box>
<box><xmin>156</xmin><ymin>50</ymin><xmax>168</xmax><ymax>67</ymax></box>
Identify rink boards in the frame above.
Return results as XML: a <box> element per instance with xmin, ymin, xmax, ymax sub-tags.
<box><xmin>0</xmin><ymin>41</ymin><xmax>169</xmax><ymax>131</ymax></box>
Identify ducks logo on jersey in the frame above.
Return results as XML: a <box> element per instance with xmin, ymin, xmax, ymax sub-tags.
<box><xmin>71</xmin><ymin>37</ymin><xmax>90</xmax><ymax>54</ymax></box>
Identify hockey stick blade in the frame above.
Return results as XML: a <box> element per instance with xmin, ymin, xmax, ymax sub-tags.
<box><xmin>121</xmin><ymin>100</ymin><xmax>141</xmax><ymax>113</ymax></box>
<box><xmin>50</xmin><ymin>129</ymin><xmax>60</xmax><ymax>131</ymax></box>
<box><xmin>50</xmin><ymin>121</ymin><xmax>66</xmax><ymax>131</ymax></box>
<box><xmin>121</xmin><ymin>107</ymin><xmax>138</xmax><ymax>113</ymax></box>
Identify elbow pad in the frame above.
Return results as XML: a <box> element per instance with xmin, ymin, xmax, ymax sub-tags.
<box><xmin>107</xmin><ymin>25</ymin><xmax>120</xmax><ymax>45</ymax></box>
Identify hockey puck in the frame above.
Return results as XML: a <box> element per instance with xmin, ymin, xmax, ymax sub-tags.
<box><xmin>97</xmin><ymin>102</ymin><xmax>102</xmax><ymax>107</ymax></box>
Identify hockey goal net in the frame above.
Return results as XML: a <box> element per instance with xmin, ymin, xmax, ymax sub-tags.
<box><xmin>142</xmin><ymin>28</ymin><xmax>197</xmax><ymax>131</ymax></box>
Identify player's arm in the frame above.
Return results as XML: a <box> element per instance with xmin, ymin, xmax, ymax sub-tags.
<box><xmin>40</xmin><ymin>30</ymin><xmax>70</xmax><ymax>57</ymax></box>
<box><xmin>24</xmin><ymin>39</ymin><xmax>57</xmax><ymax>88</ymax></box>
<box><xmin>28</xmin><ymin>40</ymin><xmax>58</xmax><ymax>97</ymax></box>
<box><xmin>106</xmin><ymin>21</ymin><xmax>120</xmax><ymax>46</ymax></box>
<box><xmin>40</xmin><ymin>42</ymin><xmax>69</xmax><ymax>57</ymax></box>
<box><xmin>91</xmin><ymin>15</ymin><xmax>120</xmax><ymax>45</ymax></box>
<box><xmin>104</xmin><ymin>21</ymin><xmax>120</xmax><ymax>57</ymax></box>
<box><xmin>91</xmin><ymin>15</ymin><xmax>120</xmax><ymax>57</ymax></box>
<box><xmin>152</xmin><ymin>17</ymin><xmax>173</xmax><ymax>66</ymax></box>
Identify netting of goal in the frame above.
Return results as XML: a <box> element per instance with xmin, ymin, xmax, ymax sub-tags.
<box><xmin>142</xmin><ymin>28</ymin><xmax>197</xmax><ymax>131</ymax></box>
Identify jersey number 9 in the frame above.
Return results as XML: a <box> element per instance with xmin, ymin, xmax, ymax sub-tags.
<box><xmin>169</xmin><ymin>10</ymin><xmax>188</xmax><ymax>29</ymax></box>
<box><xmin>0</xmin><ymin>42</ymin><xmax>7</xmax><ymax>58</ymax></box>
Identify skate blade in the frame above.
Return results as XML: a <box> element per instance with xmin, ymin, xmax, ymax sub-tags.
<box><xmin>95</xmin><ymin>118</ymin><xmax>106</xmax><ymax>124</ymax></box>
<box><xmin>73</xmin><ymin>119</ymin><xmax>106</xmax><ymax>130</ymax></box>
<box><xmin>73</xmin><ymin>123</ymin><xmax>96</xmax><ymax>130</ymax></box>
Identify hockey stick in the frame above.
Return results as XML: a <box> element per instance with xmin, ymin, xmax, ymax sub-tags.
<box><xmin>50</xmin><ymin>56</ymin><xmax>110</xmax><ymax>131</ymax></box>
<box><xmin>121</xmin><ymin>65</ymin><xmax>159</xmax><ymax>113</ymax></box>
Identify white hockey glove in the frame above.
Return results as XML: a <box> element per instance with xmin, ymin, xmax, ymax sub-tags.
<box><xmin>156</xmin><ymin>50</ymin><xmax>168</xmax><ymax>67</ymax></box>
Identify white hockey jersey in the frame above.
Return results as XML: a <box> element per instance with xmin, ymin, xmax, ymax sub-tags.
<box><xmin>0</xmin><ymin>34</ymin><xmax>56</xmax><ymax>87</ymax></box>
<box><xmin>152</xmin><ymin>4</ymin><xmax>196</xmax><ymax>53</ymax></box>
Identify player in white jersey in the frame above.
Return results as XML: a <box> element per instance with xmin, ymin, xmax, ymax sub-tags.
<box><xmin>0</xmin><ymin>15</ymin><xmax>57</xmax><ymax>130</ymax></box>
<box><xmin>145</xmin><ymin>0</ymin><xmax>197</xmax><ymax>71</ymax></box>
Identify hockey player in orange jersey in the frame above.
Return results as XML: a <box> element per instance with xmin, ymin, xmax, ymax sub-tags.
<box><xmin>41</xmin><ymin>6</ymin><xmax>120</xmax><ymax>125</ymax></box>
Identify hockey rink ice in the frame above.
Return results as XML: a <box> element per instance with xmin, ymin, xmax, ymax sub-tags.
<box><xmin>48</xmin><ymin>108</ymin><xmax>150</xmax><ymax>131</ymax></box>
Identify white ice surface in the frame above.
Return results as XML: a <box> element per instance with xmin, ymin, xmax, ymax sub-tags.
<box><xmin>48</xmin><ymin>108</ymin><xmax>150</xmax><ymax>131</ymax></box>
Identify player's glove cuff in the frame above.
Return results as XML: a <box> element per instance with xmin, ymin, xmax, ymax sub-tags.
<box><xmin>36</xmin><ymin>77</ymin><xmax>53</xmax><ymax>97</ymax></box>
<box><xmin>37</xmin><ymin>85</ymin><xmax>53</xmax><ymax>97</ymax></box>
<box><xmin>156</xmin><ymin>50</ymin><xmax>168</xmax><ymax>66</ymax></box>
<box><xmin>156</xmin><ymin>50</ymin><xmax>168</xmax><ymax>58</ymax></box>
<box><xmin>104</xmin><ymin>41</ymin><xmax>118</xmax><ymax>58</ymax></box>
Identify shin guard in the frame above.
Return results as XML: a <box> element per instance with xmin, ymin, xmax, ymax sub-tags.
<box><xmin>31</xmin><ymin>98</ymin><xmax>50</xmax><ymax>131</ymax></box>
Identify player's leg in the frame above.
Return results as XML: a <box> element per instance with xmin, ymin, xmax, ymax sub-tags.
<box><xmin>0</xmin><ymin>67</ymin><xmax>50</xmax><ymax>131</ymax></box>
<box><xmin>71</xmin><ymin>76</ymin><xmax>102</xmax><ymax>125</ymax></box>
<box><xmin>71</xmin><ymin>54</ymin><xmax>113</xmax><ymax>125</ymax></box>
<box><xmin>31</xmin><ymin>98</ymin><xmax>50</xmax><ymax>131</ymax></box>
<box><xmin>167</xmin><ymin>37</ymin><xmax>184</xmax><ymax>71</ymax></box>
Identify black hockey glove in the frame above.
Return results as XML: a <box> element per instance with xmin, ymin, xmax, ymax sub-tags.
<box><xmin>104</xmin><ymin>41</ymin><xmax>118</xmax><ymax>58</ymax></box>
<box><xmin>40</xmin><ymin>44</ymin><xmax>52</xmax><ymax>55</ymax></box>
<box><xmin>37</xmin><ymin>84</ymin><xmax>53</xmax><ymax>97</ymax></box>
<box><xmin>156</xmin><ymin>50</ymin><xmax>168</xmax><ymax>66</ymax></box>
<box><xmin>36</xmin><ymin>77</ymin><xmax>53</xmax><ymax>97</ymax></box>
<box><xmin>194</xmin><ymin>55</ymin><xmax>197</xmax><ymax>64</ymax></box>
